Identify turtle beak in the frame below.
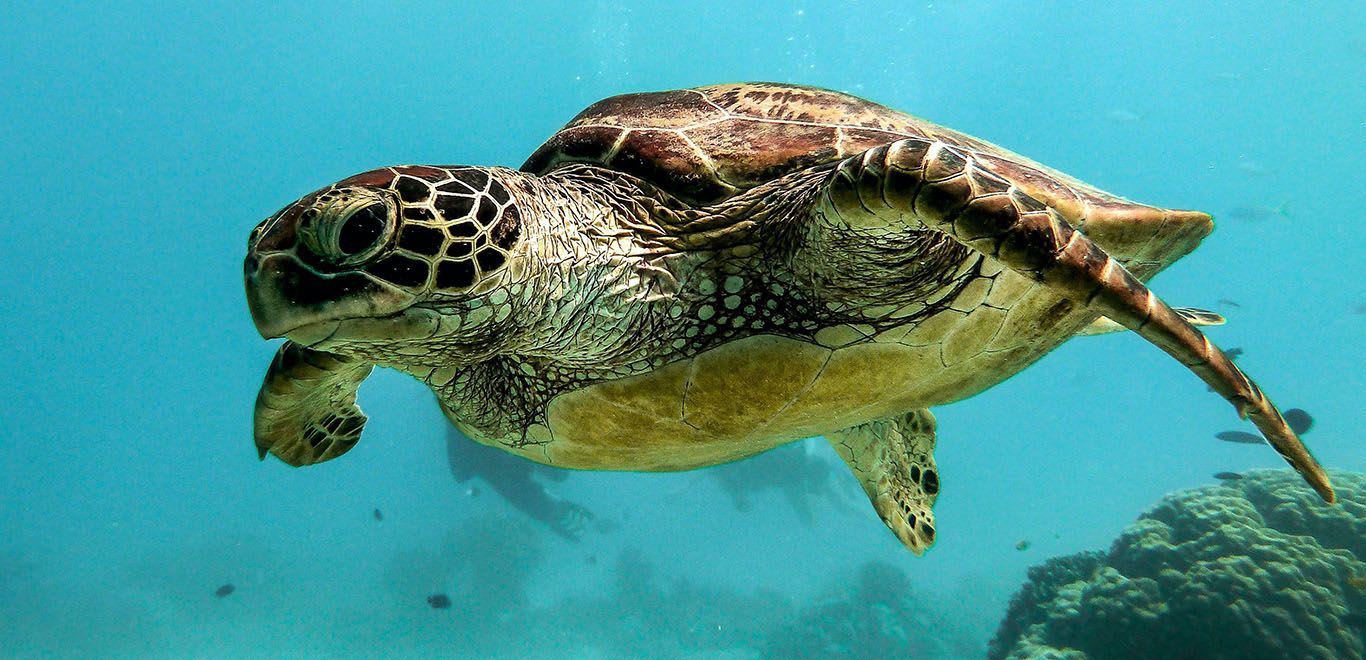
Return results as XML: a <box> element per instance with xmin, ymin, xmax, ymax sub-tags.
<box><xmin>244</xmin><ymin>252</ymin><xmax>413</xmax><ymax>342</ymax></box>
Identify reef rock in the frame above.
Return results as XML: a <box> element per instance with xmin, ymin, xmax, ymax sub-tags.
<box><xmin>990</xmin><ymin>469</ymin><xmax>1366</xmax><ymax>660</ymax></box>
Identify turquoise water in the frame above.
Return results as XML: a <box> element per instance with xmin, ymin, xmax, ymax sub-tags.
<box><xmin>2</xmin><ymin>2</ymin><xmax>1363</xmax><ymax>657</ymax></box>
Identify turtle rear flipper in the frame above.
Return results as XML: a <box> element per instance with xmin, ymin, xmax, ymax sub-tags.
<box><xmin>821</xmin><ymin>139</ymin><xmax>1334</xmax><ymax>503</ymax></box>
<box><xmin>254</xmin><ymin>341</ymin><xmax>374</xmax><ymax>466</ymax></box>
<box><xmin>827</xmin><ymin>410</ymin><xmax>939</xmax><ymax>555</ymax></box>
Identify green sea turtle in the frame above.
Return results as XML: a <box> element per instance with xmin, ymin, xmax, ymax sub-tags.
<box><xmin>244</xmin><ymin>83</ymin><xmax>1333</xmax><ymax>554</ymax></box>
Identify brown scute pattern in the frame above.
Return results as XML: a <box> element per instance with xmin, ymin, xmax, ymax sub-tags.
<box><xmin>447</xmin><ymin>168</ymin><xmax>492</xmax><ymax>194</ymax></box>
<box><xmin>688</xmin><ymin>119</ymin><xmax>840</xmax><ymax>188</ymax></box>
<box><xmin>402</xmin><ymin>206</ymin><xmax>435</xmax><ymax>222</ymax></box>
<box><xmin>435</xmin><ymin>194</ymin><xmax>476</xmax><ymax>220</ymax></box>
<box><xmin>436</xmin><ymin>259</ymin><xmax>477</xmax><ymax>289</ymax></box>
<box><xmin>397</xmin><ymin>165</ymin><xmax>456</xmax><ymax>182</ymax></box>
<box><xmin>522</xmin><ymin>125</ymin><xmax>621</xmax><ymax>170</ymax></box>
<box><xmin>397</xmin><ymin>223</ymin><xmax>445</xmax><ymax>256</ymax></box>
<box><xmin>334</xmin><ymin>168</ymin><xmax>399</xmax><ymax>188</ymax></box>
<box><xmin>521</xmin><ymin>82</ymin><xmax>1202</xmax><ymax>250</ymax></box>
<box><xmin>567</xmin><ymin>89</ymin><xmax>719</xmax><ymax>128</ymax></box>
<box><xmin>394</xmin><ymin>175</ymin><xmax>433</xmax><ymax>203</ymax></box>
<box><xmin>367</xmin><ymin>253</ymin><xmax>429</xmax><ymax>287</ymax></box>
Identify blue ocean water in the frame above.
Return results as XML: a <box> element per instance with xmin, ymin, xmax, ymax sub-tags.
<box><xmin>2</xmin><ymin>2</ymin><xmax>1362</xmax><ymax>657</ymax></box>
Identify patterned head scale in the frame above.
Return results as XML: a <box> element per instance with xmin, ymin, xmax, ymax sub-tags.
<box><xmin>244</xmin><ymin>165</ymin><xmax>522</xmax><ymax>342</ymax></box>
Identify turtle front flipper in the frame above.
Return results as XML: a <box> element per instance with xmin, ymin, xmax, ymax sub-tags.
<box><xmin>254</xmin><ymin>341</ymin><xmax>374</xmax><ymax>466</ymax></box>
<box><xmin>819</xmin><ymin>139</ymin><xmax>1334</xmax><ymax>503</ymax></box>
<box><xmin>827</xmin><ymin>410</ymin><xmax>940</xmax><ymax>555</ymax></box>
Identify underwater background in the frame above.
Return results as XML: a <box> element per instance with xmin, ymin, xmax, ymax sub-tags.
<box><xmin>2</xmin><ymin>1</ymin><xmax>1363</xmax><ymax>658</ymax></box>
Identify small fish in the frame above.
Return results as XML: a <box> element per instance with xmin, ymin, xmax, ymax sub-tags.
<box><xmin>427</xmin><ymin>593</ymin><xmax>452</xmax><ymax>609</ymax></box>
<box><xmin>1215</xmin><ymin>431</ymin><xmax>1265</xmax><ymax>445</ymax></box>
<box><xmin>1225</xmin><ymin>203</ymin><xmax>1290</xmax><ymax>223</ymax></box>
<box><xmin>1106</xmin><ymin>109</ymin><xmax>1144</xmax><ymax>123</ymax></box>
<box><xmin>1217</xmin><ymin>299</ymin><xmax>1241</xmax><ymax>308</ymax></box>
<box><xmin>372</xmin><ymin>508</ymin><xmax>383</xmax><ymax>522</ymax></box>
<box><xmin>1213</xmin><ymin>471</ymin><xmax>1244</xmax><ymax>481</ymax></box>
<box><xmin>214</xmin><ymin>584</ymin><xmax>235</xmax><ymax>598</ymax></box>
<box><xmin>1014</xmin><ymin>540</ymin><xmax>1031</xmax><ymax>551</ymax></box>
<box><xmin>1283</xmin><ymin>408</ymin><xmax>1313</xmax><ymax>435</ymax></box>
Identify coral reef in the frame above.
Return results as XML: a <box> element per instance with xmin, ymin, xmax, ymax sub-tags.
<box><xmin>989</xmin><ymin>469</ymin><xmax>1366</xmax><ymax>660</ymax></box>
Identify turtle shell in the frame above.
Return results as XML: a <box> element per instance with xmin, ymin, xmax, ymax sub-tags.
<box><xmin>522</xmin><ymin>83</ymin><xmax>1211</xmax><ymax>276</ymax></box>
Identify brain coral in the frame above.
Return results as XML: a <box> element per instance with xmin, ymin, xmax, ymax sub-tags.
<box><xmin>989</xmin><ymin>469</ymin><xmax>1366</xmax><ymax>660</ymax></box>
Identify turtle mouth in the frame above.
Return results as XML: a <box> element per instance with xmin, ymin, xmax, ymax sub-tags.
<box><xmin>282</xmin><ymin>308</ymin><xmax>443</xmax><ymax>349</ymax></box>
<box><xmin>246</xmin><ymin>252</ymin><xmax>420</xmax><ymax>341</ymax></box>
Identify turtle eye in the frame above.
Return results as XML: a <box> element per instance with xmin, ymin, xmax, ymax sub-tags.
<box><xmin>337</xmin><ymin>204</ymin><xmax>387</xmax><ymax>256</ymax></box>
<box><xmin>297</xmin><ymin>188</ymin><xmax>396</xmax><ymax>267</ymax></box>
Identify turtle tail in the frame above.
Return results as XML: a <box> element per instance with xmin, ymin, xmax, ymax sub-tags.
<box><xmin>843</xmin><ymin>138</ymin><xmax>1335</xmax><ymax>503</ymax></box>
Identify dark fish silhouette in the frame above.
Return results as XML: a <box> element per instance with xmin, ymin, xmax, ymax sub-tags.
<box><xmin>214</xmin><ymin>584</ymin><xmax>235</xmax><ymax>598</ymax></box>
<box><xmin>1217</xmin><ymin>299</ymin><xmax>1241</xmax><ymax>308</ymax></box>
<box><xmin>1283</xmin><ymin>409</ymin><xmax>1313</xmax><ymax>435</ymax></box>
<box><xmin>1014</xmin><ymin>540</ymin><xmax>1032</xmax><ymax>551</ymax></box>
<box><xmin>1215</xmin><ymin>431</ymin><xmax>1265</xmax><ymax>445</ymax></box>
<box><xmin>372</xmin><ymin>508</ymin><xmax>383</xmax><ymax>522</ymax></box>
<box><xmin>1213</xmin><ymin>471</ymin><xmax>1244</xmax><ymax>481</ymax></box>
<box><xmin>427</xmin><ymin>593</ymin><xmax>452</xmax><ymax>609</ymax></box>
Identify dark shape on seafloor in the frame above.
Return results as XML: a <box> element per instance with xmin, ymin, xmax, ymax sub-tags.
<box><xmin>1214</xmin><ymin>471</ymin><xmax>1244</xmax><ymax>481</ymax></box>
<box><xmin>1215</xmin><ymin>431</ymin><xmax>1266</xmax><ymax>445</ymax></box>
<box><xmin>446</xmin><ymin>428</ymin><xmax>598</xmax><ymax>542</ymax></box>
<box><xmin>708</xmin><ymin>439</ymin><xmax>854</xmax><ymax>527</ymax></box>
<box><xmin>427</xmin><ymin>593</ymin><xmax>451</xmax><ymax>609</ymax></box>
<box><xmin>214</xmin><ymin>583</ymin><xmax>235</xmax><ymax>598</ymax></box>
<box><xmin>1015</xmin><ymin>540</ymin><xmax>1032</xmax><ymax>551</ymax></box>
<box><xmin>372</xmin><ymin>508</ymin><xmax>383</xmax><ymax>522</ymax></box>
<box><xmin>1283</xmin><ymin>408</ymin><xmax>1313</xmax><ymax>435</ymax></box>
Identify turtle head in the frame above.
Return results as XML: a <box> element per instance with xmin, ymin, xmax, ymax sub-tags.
<box><xmin>245</xmin><ymin>165</ymin><xmax>526</xmax><ymax>362</ymax></box>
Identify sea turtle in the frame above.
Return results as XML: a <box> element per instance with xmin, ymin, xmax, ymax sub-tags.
<box><xmin>244</xmin><ymin>83</ymin><xmax>1333</xmax><ymax>554</ymax></box>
